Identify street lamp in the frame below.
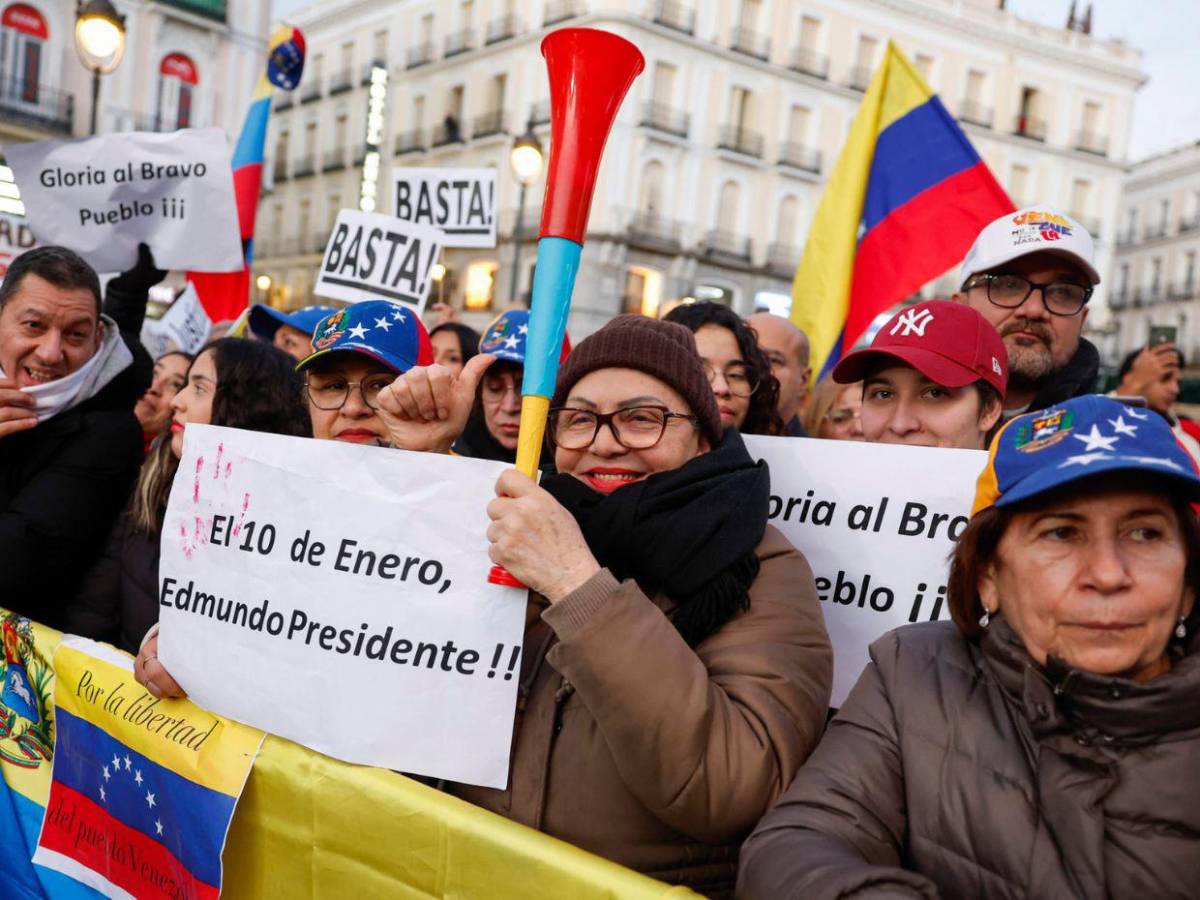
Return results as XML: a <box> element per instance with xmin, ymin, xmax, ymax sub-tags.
<box><xmin>508</xmin><ymin>123</ymin><xmax>544</xmax><ymax>305</ymax></box>
<box><xmin>75</xmin><ymin>0</ymin><xmax>127</xmax><ymax>136</ymax></box>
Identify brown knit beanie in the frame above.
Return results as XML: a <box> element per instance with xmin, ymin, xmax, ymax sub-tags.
<box><xmin>551</xmin><ymin>315</ymin><xmax>722</xmax><ymax>444</ymax></box>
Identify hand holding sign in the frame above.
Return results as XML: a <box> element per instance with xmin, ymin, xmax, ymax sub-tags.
<box><xmin>376</xmin><ymin>354</ymin><xmax>495</xmax><ymax>452</ymax></box>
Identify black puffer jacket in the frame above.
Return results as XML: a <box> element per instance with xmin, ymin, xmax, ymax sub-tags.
<box><xmin>738</xmin><ymin>618</ymin><xmax>1200</xmax><ymax>899</ymax></box>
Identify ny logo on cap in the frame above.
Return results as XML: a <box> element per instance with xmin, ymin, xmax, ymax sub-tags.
<box><xmin>992</xmin><ymin>357</ymin><xmax>1003</xmax><ymax>376</ymax></box>
<box><xmin>890</xmin><ymin>308</ymin><xmax>934</xmax><ymax>338</ymax></box>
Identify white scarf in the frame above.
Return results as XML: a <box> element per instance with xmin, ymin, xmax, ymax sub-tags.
<box><xmin>0</xmin><ymin>315</ymin><xmax>133</xmax><ymax>422</ymax></box>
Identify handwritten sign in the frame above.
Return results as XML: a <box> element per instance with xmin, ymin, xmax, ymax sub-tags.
<box><xmin>392</xmin><ymin>167</ymin><xmax>496</xmax><ymax>248</ymax></box>
<box><xmin>313</xmin><ymin>208</ymin><xmax>443</xmax><ymax>311</ymax></box>
<box><xmin>744</xmin><ymin>436</ymin><xmax>985</xmax><ymax>706</ymax></box>
<box><xmin>5</xmin><ymin>128</ymin><xmax>242</xmax><ymax>273</ymax></box>
<box><xmin>142</xmin><ymin>282</ymin><xmax>212</xmax><ymax>359</ymax></box>
<box><xmin>157</xmin><ymin>425</ymin><xmax>526</xmax><ymax>788</ymax></box>
<box><xmin>0</xmin><ymin>212</ymin><xmax>37</xmax><ymax>283</ymax></box>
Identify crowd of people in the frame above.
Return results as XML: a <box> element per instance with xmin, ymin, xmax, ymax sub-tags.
<box><xmin>2</xmin><ymin>205</ymin><xmax>1198</xmax><ymax>898</ymax></box>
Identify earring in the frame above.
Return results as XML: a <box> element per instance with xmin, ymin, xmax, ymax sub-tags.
<box><xmin>978</xmin><ymin>607</ymin><xmax>991</xmax><ymax>628</ymax></box>
<box><xmin>1177</xmin><ymin>617</ymin><xmax>1188</xmax><ymax>640</ymax></box>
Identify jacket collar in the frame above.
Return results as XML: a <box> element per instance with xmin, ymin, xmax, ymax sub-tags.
<box><xmin>1028</xmin><ymin>338</ymin><xmax>1100</xmax><ymax>412</ymax></box>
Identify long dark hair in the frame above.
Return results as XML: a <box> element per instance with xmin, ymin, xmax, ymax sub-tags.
<box><xmin>131</xmin><ymin>338</ymin><xmax>311</xmax><ymax>534</ymax></box>
<box><xmin>664</xmin><ymin>301</ymin><xmax>783</xmax><ymax>436</ymax></box>
<box><xmin>430</xmin><ymin>322</ymin><xmax>481</xmax><ymax>364</ymax></box>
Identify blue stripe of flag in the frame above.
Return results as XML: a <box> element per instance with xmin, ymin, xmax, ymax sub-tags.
<box><xmin>53</xmin><ymin>708</ymin><xmax>235</xmax><ymax>887</ymax></box>
<box><xmin>862</xmin><ymin>96</ymin><xmax>981</xmax><ymax>233</ymax></box>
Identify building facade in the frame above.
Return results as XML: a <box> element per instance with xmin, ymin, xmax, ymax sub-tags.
<box><xmin>252</xmin><ymin>0</ymin><xmax>1144</xmax><ymax>336</ymax></box>
<box><xmin>1106</xmin><ymin>142</ymin><xmax>1200</xmax><ymax>366</ymax></box>
<box><xmin>0</xmin><ymin>0</ymin><xmax>270</xmax><ymax>215</ymax></box>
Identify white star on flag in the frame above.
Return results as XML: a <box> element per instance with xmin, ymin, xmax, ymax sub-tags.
<box><xmin>1072</xmin><ymin>425</ymin><xmax>1119</xmax><ymax>452</ymax></box>
<box><xmin>134</xmin><ymin>770</ymin><xmax>143</xmax><ymax>786</ymax></box>
<box><xmin>503</xmin><ymin>335</ymin><xmax>520</xmax><ymax>350</ymax></box>
<box><xmin>112</xmin><ymin>754</ymin><xmax>120</xmax><ymax>770</ymax></box>
<box><xmin>1060</xmin><ymin>452</ymin><xmax>1113</xmax><ymax>467</ymax></box>
<box><xmin>146</xmin><ymin>791</ymin><xmax>156</xmax><ymax>809</ymax></box>
<box><xmin>518</xmin><ymin>324</ymin><xmax>528</xmax><ymax>335</ymax></box>
<box><xmin>99</xmin><ymin>785</ymin><xmax>106</xmax><ymax>803</ymax></box>
<box><xmin>374</xmin><ymin>317</ymin><xmax>392</xmax><ymax>331</ymax></box>
<box><xmin>347</xmin><ymin>324</ymin><xmax>369</xmax><ymax>340</ymax></box>
<box><xmin>124</xmin><ymin>755</ymin><xmax>132</xmax><ymax>771</ymax></box>
<box><xmin>155</xmin><ymin>819</ymin><xmax>164</xmax><ymax>836</ymax></box>
<box><xmin>1125</xmin><ymin>407</ymin><xmax>1151</xmax><ymax>420</ymax></box>
<box><xmin>392</xmin><ymin>310</ymin><xmax>407</xmax><ymax>322</ymax></box>
<box><xmin>1108</xmin><ymin>415</ymin><xmax>1138</xmax><ymax>437</ymax></box>
<box><xmin>102</xmin><ymin>765</ymin><xmax>110</xmax><ymax>781</ymax></box>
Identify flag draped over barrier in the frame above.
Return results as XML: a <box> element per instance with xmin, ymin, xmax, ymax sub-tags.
<box><xmin>189</xmin><ymin>25</ymin><xmax>306</xmax><ymax>324</ymax></box>
<box><xmin>791</xmin><ymin>42</ymin><xmax>1014</xmax><ymax>381</ymax></box>
<box><xmin>0</xmin><ymin>612</ymin><xmax>698</xmax><ymax>899</ymax></box>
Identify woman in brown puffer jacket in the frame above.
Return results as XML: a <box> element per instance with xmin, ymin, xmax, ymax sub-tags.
<box><xmin>739</xmin><ymin>394</ymin><xmax>1200</xmax><ymax>899</ymax></box>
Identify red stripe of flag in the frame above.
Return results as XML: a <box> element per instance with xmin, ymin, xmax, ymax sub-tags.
<box><xmin>39</xmin><ymin>782</ymin><xmax>218</xmax><ymax>900</ymax></box>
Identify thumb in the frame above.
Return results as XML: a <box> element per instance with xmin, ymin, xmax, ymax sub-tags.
<box><xmin>456</xmin><ymin>353</ymin><xmax>497</xmax><ymax>402</ymax></box>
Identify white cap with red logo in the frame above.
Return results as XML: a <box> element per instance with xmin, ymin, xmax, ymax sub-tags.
<box><xmin>959</xmin><ymin>205</ymin><xmax>1100</xmax><ymax>288</ymax></box>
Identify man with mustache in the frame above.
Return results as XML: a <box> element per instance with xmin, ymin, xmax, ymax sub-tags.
<box><xmin>953</xmin><ymin>206</ymin><xmax>1100</xmax><ymax>417</ymax></box>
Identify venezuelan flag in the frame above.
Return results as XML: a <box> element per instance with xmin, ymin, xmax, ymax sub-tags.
<box><xmin>189</xmin><ymin>25</ymin><xmax>305</xmax><ymax>323</ymax></box>
<box><xmin>792</xmin><ymin>42</ymin><xmax>1013</xmax><ymax>381</ymax></box>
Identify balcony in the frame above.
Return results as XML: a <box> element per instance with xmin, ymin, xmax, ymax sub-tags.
<box><xmin>777</xmin><ymin>142</ymin><xmax>821</xmax><ymax>173</ymax></box>
<box><xmin>394</xmin><ymin>129</ymin><xmax>426</xmax><ymax>155</ymax></box>
<box><xmin>444</xmin><ymin>28</ymin><xmax>475</xmax><ymax>57</ymax></box>
<box><xmin>1143</xmin><ymin>223</ymin><xmax>1169</xmax><ymax>242</ymax></box>
<box><xmin>1073</xmin><ymin>131</ymin><xmax>1108</xmax><ymax>157</ymax></box>
<box><xmin>530</xmin><ymin>99</ymin><xmax>551</xmax><ymax>126</ymax></box>
<box><xmin>789</xmin><ymin>47</ymin><xmax>829</xmax><ymax>79</ymax></box>
<box><xmin>730</xmin><ymin>27</ymin><xmax>770</xmax><ymax>61</ymax></box>
<box><xmin>486</xmin><ymin>14</ymin><xmax>520</xmax><ymax>44</ymax></box>
<box><xmin>1134</xmin><ymin>286</ymin><xmax>1162</xmax><ymax>307</ymax></box>
<box><xmin>544</xmin><ymin>0</ymin><xmax>585</xmax><ymax>25</ymax></box>
<box><xmin>432</xmin><ymin>119</ymin><xmax>466</xmax><ymax>147</ymax></box>
<box><xmin>322</xmin><ymin>148</ymin><xmax>346</xmax><ymax>172</ymax></box>
<box><xmin>651</xmin><ymin>0</ymin><xmax>694</xmax><ymax>34</ymax></box>
<box><xmin>0</xmin><ymin>78</ymin><xmax>74</xmax><ymax>135</ymax></box>
<box><xmin>1013</xmin><ymin>115</ymin><xmax>1046</xmax><ymax>141</ymax></box>
<box><xmin>309</xmin><ymin>231</ymin><xmax>330</xmax><ymax>254</ymax></box>
<box><xmin>407</xmin><ymin>42</ymin><xmax>434</xmax><ymax>69</ymax></box>
<box><xmin>848</xmin><ymin>65</ymin><xmax>873</xmax><ymax>91</ymax></box>
<box><xmin>1071</xmin><ymin>215</ymin><xmax>1101</xmax><ymax>241</ymax></box>
<box><xmin>329</xmin><ymin>67</ymin><xmax>353</xmax><ymax>95</ymax></box>
<box><xmin>293</xmin><ymin>154</ymin><xmax>315</xmax><ymax>178</ymax></box>
<box><xmin>958</xmin><ymin>99</ymin><xmax>993</xmax><ymax>128</ymax></box>
<box><xmin>627</xmin><ymin>210</ymin><xmax>682</xmax><ymax>251</ymax></box>
<box><xmin>639</xmin><ymin>101</ymin><xmax>689</xmax><ymax>138</ymax></box>
<box><xmin>272</xmin><ymin>158</ymin><xmax>288</xmax><ymax>183</ymax></box>
<box><xmin>274</xmin><ymin>90</ymin><xmax>293</xmax><ymax>111</ymax></box>
<box><xmin>1169</xmin><ymin>280</ymin><xmax>1196</xmax><ymax>302</ymax></box>
<box><xmin>361</xmin><ymin>59</ymin><xmax>386</xmax><ymax>85</ymax></box>
<box><xmin>473</xmin><ymin>110</ymin><xmax>507</xmax><ymax>139</ymax></box>
<box><xmin>1180</xmin><ymin>214</ymin><xmax>1200</xmax><ymax>234</ymax></box>
<box><xmin>1108</xmin><ymin>289</ymin><xmax>1128</xmax><ymax>310</ymax></box>
<box><xmin>717</xmin><ymin>125</ymin><xmax>764</xmax><ymax>159</ymax></box>
<box><xmin>702</xmin><ymin>229</ymin><xmax>752</xmax><ymax>261</ymax></box>
<box><xmin>1115</xmin><ymin>228</ymin><xmax>1136</xmax><ymax>247</ymax></box>
<box><xmin>352</xmin><ymin>145</ymin><xmax>367</xmax><ymax>166</ymax></box>
<box><xmin>766</xmin><ymin>242</ymin><xmax>800</xmax><ymax>276</ymax></box>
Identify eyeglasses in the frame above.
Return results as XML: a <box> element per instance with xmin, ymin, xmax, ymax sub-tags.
<box><xmin>306</xmin><ymin>374</ymin><xmax>396</xmax><ymax>410</ymax></box>
<box><xmin>702</xmin><ymin>361</ymin><xmax>761</xmax><ymax>398</ymax></box>
<box><xmin>966</xmin><ymin>273</ymin><xmax>1092</xmax><ymax>317</ymax></box>
<box><xmin>547</xmin><ymin>406</ymin><xmax>698</xmax><ymax>450</ymax></box>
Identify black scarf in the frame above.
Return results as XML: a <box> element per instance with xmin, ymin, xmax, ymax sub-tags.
<box><xmin>541</xmin><ymin>429</ymin><xmax>769</xmax><ymax>646</ymax></box>
<box><xmin>453</xmin><ymin>413</ymin><xmax>517</xmax><ymax>463</ymax></box>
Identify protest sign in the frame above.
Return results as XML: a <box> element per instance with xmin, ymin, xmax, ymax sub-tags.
<box><xmin>0</xmin><ymin>212</ymin><xmax>37</xmax><ymax>283</ymax></box>
<box><xmin>156</xmin><ymin>425</ymin><xmax>526</xmax><ymax>788</ymax></box>
<box><xmin>31</xmin><ymin>637</ymin><xmax>262</xmax><ymax>900</ymax></box>
<box><xmin>392</xmin><ymin>167</ymin><xmax>496</xmax><ymax>248</ymax></box>
<box><xmin>314</xmin><ymin>208</ymin><xmax>443</xmax><ymax>311</ymax></box>
<box><xmin>142</xmin><ymin>282</ymin><xmax>212</xmax><ymax>359</ymax></box>
<box><xmin>743</xmin><ymin>436</ymin><xmax>984</xmax><ymax>706</ymax></box>
<box><xmin>5</xmin><ymin>128</ymin><xmax>243</xmax><ymax>274</ymax></box>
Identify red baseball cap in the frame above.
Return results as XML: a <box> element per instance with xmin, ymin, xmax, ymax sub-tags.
<box><xmin>832</xmin><ymin>300</ymin><xmax>1008</xmax><ymax>397</ymax></box>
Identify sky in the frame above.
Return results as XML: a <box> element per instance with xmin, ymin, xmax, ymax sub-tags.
<box><xmin>270</xmin><ymin>0</ymin><xmax>1199</xmax><ymax>162</ymax></box>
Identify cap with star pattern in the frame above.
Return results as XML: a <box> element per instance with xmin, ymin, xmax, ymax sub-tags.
<box><xmin>296</xmin><ymin>300</ymin><xmax>434</xmax><ymax>374</ymax></box>
<box><xmin>972</xmin><ymin>394</ymin><xmax>1200</xmax><ymax>514</ymax></box>
<box><xmin>478</xmin><ymin>309</ymin><xmax>570</xmax><ymax>365</ymax></box>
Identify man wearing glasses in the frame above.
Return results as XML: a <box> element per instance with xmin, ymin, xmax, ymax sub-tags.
<box><xmin>952</xmin><ymin>206</ymin><xmax>1101</xmax><ymax>417</ymax></box>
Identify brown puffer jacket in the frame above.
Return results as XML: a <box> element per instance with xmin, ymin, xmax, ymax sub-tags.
<box><xmin>738</xmin><ymin>618</ymin><xmax>1200</xmax><ymax>899</ymax></box>
<box><xmin>448</xmin><ymin>526</ymin><xmax>832</xmax><ymax>898</ymax></box>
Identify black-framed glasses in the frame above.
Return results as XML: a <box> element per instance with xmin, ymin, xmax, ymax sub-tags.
<box><xmin>306</xmin><ymin>374</ymin><xmax>396</xmax><ymax>410</ymax></box>
<box><xmin>702</xmin><ymin>361</ymin><xmax>761</xmax><ymax>398</ymax></box>
<box><xmin>547</xmin><ymin>406</ymin><xmax>699</xmax><ymax>450</ymax></box>
<box><xmin>966</xmin><ymin>273</ymin><xmax>1092</xmax><ymax>317</ymax></box>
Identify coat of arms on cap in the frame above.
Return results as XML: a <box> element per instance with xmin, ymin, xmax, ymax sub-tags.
<box><xmin>1014</xmin><ymin>409</ymin><xmax>1075</xmax><ymax>453</ymax></box>
<box><xmin>314</xmin><ymin>309</ymin><xmax>350</xmax><ymax>350</ymax></box>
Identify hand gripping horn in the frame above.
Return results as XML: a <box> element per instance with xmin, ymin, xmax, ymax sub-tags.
<box><xmin>488</xmin><ymin>28</ymin><xmax>645</xmax><ymax>587</ymax></box>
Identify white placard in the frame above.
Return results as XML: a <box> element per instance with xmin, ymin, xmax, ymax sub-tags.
<box><xmin>157</xmin><ymin>425</ymin><xmax>526</xmax><ymax>788</ymax></box>
<box><xmin>0</xmin><ymin>212</ymin><xmax>38</xmax><ymax>283</ymax></box>
<box><xmin>141</xmin><ymin>282</ymin><xmax>212</xmax><ymax>359</ymax></box>
<box><xmin>392</xmin><ymin>167</ymin><xmax>496</xmax><ymax>248</ymax></box>
<box><xmin>5</xmin><ymin>128</ymin><xmax>243</xmax><ymax>273</ymax></box>
<box><xmin>314</xmin><ymin>208</ymin><xmax>443</xmax><ymax>311</ymax></box>
<box><xmin>744</xmin><ymin>435</ymin><xmax>985</xmax><ymax>707</ymax></box>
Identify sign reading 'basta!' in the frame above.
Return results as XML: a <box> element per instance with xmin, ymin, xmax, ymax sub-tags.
<box><xmin>314</xmin><ymin>209</ymin><xmax>443</xmax><ymax>310</ymax></box>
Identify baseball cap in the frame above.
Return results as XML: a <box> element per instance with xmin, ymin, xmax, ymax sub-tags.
<box><xmin>296</xmin><ymin>300</ymin><xmax>433</xmax><ymax>374</ymax></box>
<box><xmin>960</xmin><ymin>205</ymin><xmax>1100</xmax><ymax>288</ymax></box>
<box><xmin>972</xmin><ymin>394</ymin><xmax>1200</xmax><ymax>515</ymax></box>
<box><xmin>832</xmin><ymin>300</ymin><xmax>1008</xmax><ymax>397</ymax></box>
<box><xmin>248</xmin><ymin>304</ymin><xmax>339</xmax><ymax>343</ymax></box>
<box><xmin>478</xmin><ymin>309</ymin><xmax>571</xmax><ymax>365</ymax></box>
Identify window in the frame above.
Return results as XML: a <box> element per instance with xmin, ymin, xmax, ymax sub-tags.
<box><xmin>798</xmin><ymin>15</ymin><xmax>821</xmax><ymax>51</ymax></box>
<box><xmin>411</xmin><ymin>95</ymin><xmax>425</xmax><ymax>128</ymax></box>
<box><xmin>854</xmin><ymin>35</ymin><xmax>878</xmax><ymax>69</ymax></box>
<box><xmin>716</xmin><ymin>180</ymin><xmax>741</xmax><ymax>229</ymax></box>
<box><xmin>1008</xmin><ymin>164</ymin><xmax>1030</xmax><ymax>207</ymax></box>
<box><xmin>372</xmin><ymin>29</ymin><xmax>387</xmax><ymax>62</ymax></box>
<box><xmin>157</xmin><ymin>53</ymin><xmax>198</xmax><ymax>129</ymax></box>
<box><xmin>738</xmin><ymin>0</ymin><xmax>762</xmax><ymax>29</ymax></box>
<box><xmin>464</xmin><ymin>260</ymin><xmax>497</xmax><ymax>310</ymax></box>
<box><xmin>965</xmin><ymin>69</ymin><xmax>986</xmax><ymax>103</ymax></box>
<box><xmin>275</xmin><ymin>129</ymin><xmax>289</xmax><ymax>165</ymax></box>
<box><xmin>311</xmin><ymin>53</ymin><xmax>324</xmax><ymax>87</ymax></box>
<box><xmin>623</xmin><ymin>266</ymin><xmax>663</xmax><ymax>317</ymax></box>
<box><xmin>776</xmin><ymin>195</ymin><xmax>800</xmax><ymax>247</ymax></box>
<box><xmin>326</xmin><ymin>193</ymin><xmax>341</xmax><ymax>231</ymax></box>
<box><xmin>0</xmin><ymin>3</ymin><xmax>47</xmax><ymax>103</ymax></box>
<box><xmin>1017</xmin><ymin>86</ymin><xmax>1041</xmax><ymax>134</ymax></box>
<box><xmin>914</xmin><ymin>53</ymin><xmax>934</xmax><ymax>82</ymax></box>
<box><xmin>651</xmin><ymin>61</ymin><xmax>676</xmax><ymax>106</ymax></box>
<box><xmin>335</xmin><ymin>113</ymin><xmax>348</xmax><ymax>149</ymax></box>
<box><xmin>419</xmin><ymin>14</ymin><xmax>433</xmax><ymax>44</ymax></box>
<box><xmin>786</xmin><ymin>104</ymin><xmax>811</xmax><ymax>143</ymax></box>
<box><xmin>1159</xmin><ymin>198</ymin><xmax>1170</xmax><ymax>230</ymax></box>
<box><xmin>1081</xmin><ymin>99</ymin><xmax>1101</xmax><ymax>134</ymax></box>
<box><xmin>639</xmin><ymin>160</ymin><xmax>665</xmax><ymax>213</ymax></box>
<box><xmin>339</xmin><ymin>41</ymin><xmax>353</xmax><ymax>72</ymax></box>
<box><xmin>1117</xmin><ymin>263</ymin><xmax>1129</xmax><ymax>295</ymax></box>
<box><xmin>1069</xmin><ymin>178</ymin><xmax>1091</xmax><ymax>221</ymax></box>
<box><xmin>489</xmin><ymin>73</ymin><xmax>506</xmax><ymax>111</ymax></box>
<box><xmin>460</xmin><ymin>0</ymin><xmax>474</xmax><ymax>28</ymax></box>
<box><xmin>304</xmin><ymin>121</ymin><xmax>317</xmax><ymax>155</ymax></box>
<box><xmin>298</xmin><ymin>198</ymin><xmax>311</xmax><ymax>244</ymax></box>
<box><xmin>729</xmin><ymin>87</ymin><xmax>752</xmax><ymax>129</ymax></box>
<box><xmin>1184</xmin><ymin>252</ymin><xmax>1196</xmax><ymax>291</ymax></box>
<box><xmin>1151</xmin><ymin>257</ymin><xmax>1163</xmax><ymax>294</ymax></box>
